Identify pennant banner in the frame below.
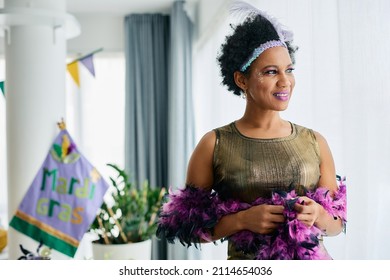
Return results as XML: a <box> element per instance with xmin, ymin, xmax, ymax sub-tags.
<box><xmin>79</xmin><ymin>54</ymin><xmax>96</xmax><ymax>77</ymax></box>
<box><xmin>67</xmin><ymin>48</ymin><xmax>102</xmax><ymax>87</ymax></box>
<box><xmin>66</xmin><ymin>61</ymin><xmax>80</xmax><ymax>87</ymax></box>
<box><xmin>9</xmin><ymin>128</ymin><xmax>109</xmax><ymax>257</ymax></box>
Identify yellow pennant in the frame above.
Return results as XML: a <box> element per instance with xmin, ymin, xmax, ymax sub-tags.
<box><xmin>67</xmin><ymin>61</ymin><xmax>80</xmax><ymax>87</ymax></box>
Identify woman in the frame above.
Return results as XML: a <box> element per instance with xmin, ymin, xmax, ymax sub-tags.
<box><xmin>157</xmin><ymin>1</ymin><xmax>346</xmax><ymax>260</ymax></box>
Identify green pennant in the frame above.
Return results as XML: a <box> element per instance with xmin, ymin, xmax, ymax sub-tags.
<box><xmin>0</xmin><ymin>81</ymin><xmax>4</xmax><ymax>97</ymax></box>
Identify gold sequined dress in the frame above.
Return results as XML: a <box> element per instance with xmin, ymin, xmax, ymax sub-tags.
<box><xmin>212</xmin><ymin>122</ymin><xmax>331</xmax><ymax>259</ymax></box>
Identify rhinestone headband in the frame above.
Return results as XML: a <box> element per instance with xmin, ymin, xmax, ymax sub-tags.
<box><xmin>240</xmin><ymin>40</ymin><xmax>287</xmax><ymax>72</ymax></box>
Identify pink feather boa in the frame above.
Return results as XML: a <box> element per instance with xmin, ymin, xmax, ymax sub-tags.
<box><xmin>157</xmin><ymin>177</ymin><xmax>347</xmax><ymax>259</ymax></box>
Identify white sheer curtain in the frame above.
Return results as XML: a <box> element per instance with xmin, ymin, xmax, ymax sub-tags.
<box><xmin>167</xmin><ymin>1</ymin><xmax>198</xmax><ymax>260</ymax></box>
<box><xmin>65</xmin><ymin>53</ymin><xmax>125</xmax><ymax>177</ymax></box>
<box><xmin>65</xmin><ymin>53</ymin><xmax>125</xmax><ymax>259</ymax></box>
<box><xmin>193</xmin><ymin>0</ymin><xmax>390</xmax><ymax>260</ymax></box>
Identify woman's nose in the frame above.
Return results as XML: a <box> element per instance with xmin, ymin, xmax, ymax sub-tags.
<box><xmin>277</xmin><ymin>74</ymin><xmax>291</xmax><ymax>88</ymax></box>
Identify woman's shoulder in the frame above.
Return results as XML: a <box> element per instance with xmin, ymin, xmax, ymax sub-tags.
<box><xmin>196</xmin><ymin>122</ymin><xmax>235</xmax><ymax>149</ymax></box>
<box><xmin>291</xmin><ymin>122</ymin><xmax>331</xmax><ymax>154</ymax></box>
<box><xmin>293</xmin><ymin>123</ymin><xmax>327</xmax><ymax>141</ymax></box>
<box><xmin>213</xmin><ymin>122</ymin><xmax>235</xmax><ymax>133</ymax></box>
<box><xmin>292</xmin><ymin>122</ymin><xmax>320</xmax><ymax>139</ymax></box>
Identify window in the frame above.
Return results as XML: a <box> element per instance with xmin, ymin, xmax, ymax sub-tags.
<box><xmin>65</xmin><ymin>52</ymin><xmax>125</xmax><ymax>180</ymax></box>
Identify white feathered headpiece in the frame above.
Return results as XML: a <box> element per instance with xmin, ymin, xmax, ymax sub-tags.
<box><xmin>229</xmin><ymin>0</ymin><xmax>294</xmax><ymax>71</ymax></box>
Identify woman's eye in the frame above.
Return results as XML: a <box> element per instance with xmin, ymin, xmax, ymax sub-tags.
<box><xmin>286</xmin><ymin>67</ymin><xmax>295</xmax><ymax>73</ymax></box>
<box><xmin>264</xmin><ymin>70</ymin><xmax>277</xmax><ymax>75</ymax></box>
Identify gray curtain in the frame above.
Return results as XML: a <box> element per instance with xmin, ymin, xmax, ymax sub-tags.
<box><xmin>124</xmin><ymin>13</ymin><xmax>170</xmax><ymax>259</ymax></box>
<box><xmin>167</xmin><ymin>0</ymin><xmax>196</xmax><ymax>260</ymax></box>
<box><xmin>124</xmin><ymin>0</ymin><xmax>195</xmax><ymax>260</ymax></box>
<box><xmin>124</xmin><ymin>14</ymin><xmax>169</xmax><ymax>188</ymax></box>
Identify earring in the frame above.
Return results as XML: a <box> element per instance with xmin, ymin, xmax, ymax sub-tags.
<box><xmin>241</xmin><ymin>91</ymin><xmax>247</xmax><ymax>99</ymax></box>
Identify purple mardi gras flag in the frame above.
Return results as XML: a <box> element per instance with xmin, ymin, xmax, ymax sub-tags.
<box><xmin>9</xmin><ymin>129</ymin><xmax>109</xmax><ymax>257</ymax></box>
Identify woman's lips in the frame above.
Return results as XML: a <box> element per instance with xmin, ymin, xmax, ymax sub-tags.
<box><xmin>273</xmin><ymin>91</ymin><xmax>289</xmax><ymax>101</ymax></box>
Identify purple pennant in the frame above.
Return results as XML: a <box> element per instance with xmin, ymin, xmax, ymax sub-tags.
<box><xmin>80</xmin><ymin>54</ymin><xmax>96</xmax><ymax>77</ymax></box>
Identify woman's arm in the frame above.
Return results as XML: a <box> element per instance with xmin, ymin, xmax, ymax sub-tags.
<box><xmin>186</xmin><ymin>131</ymin><xmax>284</xmax><ymax>241</ymax></box>
<box><xmin>294</xmin><ymin>131</ymin><xmax>344</xmax><ymax>236</ymax></box>
<box><xmin>185</xmin><ymin>131</ymin><xmax>216</xmax><ymax>190</ymax></box>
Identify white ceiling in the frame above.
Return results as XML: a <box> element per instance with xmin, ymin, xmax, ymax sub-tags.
<box><xmin>66</xmin><ymin>0</ymin><xmax>193</xmax><ymax>16</ymax></box>
<box><xmin>0</xmin><ymin>0</ymin><xmax>200</xmax><ymax>16</ymax></box>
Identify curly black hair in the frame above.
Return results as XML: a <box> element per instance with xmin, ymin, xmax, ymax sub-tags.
<box><xmin>217</xmin><ymin>15</ymin><xmax>298</xmax><ymax>96</ymax></box>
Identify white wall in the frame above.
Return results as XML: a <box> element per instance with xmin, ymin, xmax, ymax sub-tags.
<box><xmin>0</xmin><ymin>17</ymin><xmax>123</xmax><ymax>55</ymax></box>
<box><xmin>195</xmin><ymin>0</ymin><xmax>228</xmax><ymax>45</ymax></box>
<box><xmin>67</xmin><ymin>14</ymin><xmax>124</xmax><ymax>54</ymax></box>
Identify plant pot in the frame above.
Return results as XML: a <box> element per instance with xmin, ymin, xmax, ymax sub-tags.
<box><xmin>91</xmin><ymin>239</ymin><xmax>152</xmax><ymax>260</ymax></box>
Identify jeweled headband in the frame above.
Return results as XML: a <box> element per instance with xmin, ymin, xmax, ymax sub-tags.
<box><xmin>230</xmin><ymin>1</ymin><xmax>294</xmax><ymax>72</ymax></box>
<box><xmin>240</xmin><ymin>40</ymin><xmax>286</xmax><ymax>72</ymax></box>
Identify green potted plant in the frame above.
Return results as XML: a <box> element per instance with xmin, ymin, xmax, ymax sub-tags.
<box><xmin>89</xmin><ymin>163</ymin><xmax>166</xmax><ymax>259</ymax></box>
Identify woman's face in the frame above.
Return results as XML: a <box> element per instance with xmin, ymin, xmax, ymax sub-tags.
<box><xmin>244</xmin><ymin>46</ymin><xmax>295</xmax><ymax>112</ymax></box>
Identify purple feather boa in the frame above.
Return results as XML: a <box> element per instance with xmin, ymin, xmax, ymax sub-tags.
<box><xmin>156</xmin><ymin>185</ymin><xmax>217</xmax><ymax>247</ymax></box>
<box><xmin>157</xmin><ymin>178</ymin><xmax>347</xmax><ymax>259</ymax></box>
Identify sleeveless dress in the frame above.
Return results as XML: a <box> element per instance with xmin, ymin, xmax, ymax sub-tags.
<box><xmin>212</xmin><ymin>122</ymin><xmax>331</xmax><ymax>259</ymax></box>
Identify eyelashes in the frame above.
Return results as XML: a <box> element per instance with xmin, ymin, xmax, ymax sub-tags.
<box><xmin>286</xmin><ymin>67</ymin><xmax>295</xmax><ymax>73</ymax></box>
<box><xmin>264</xmin><ymin>69</ymin><xmax>277</xmax><ymax>75</ymax></box>
<box><xmin>262</xmin><ymin>67</ymin><xmax>295</xmax><ymax>75</ymax></box>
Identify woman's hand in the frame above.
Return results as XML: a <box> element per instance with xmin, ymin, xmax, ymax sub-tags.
<box><xmin>294</xmin><ymin>196</ymin><xmax>323</xmax><ymax>227</ymax></box>
<box><xmin>238</xmin><ymin>204</ymin><xmax>285</xmax><ymax>234</ymax></box>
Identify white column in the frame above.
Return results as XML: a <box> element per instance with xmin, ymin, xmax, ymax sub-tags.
<box><xmin>0</xmin><ymin>0</ymin><xmax>80</xmax><ymax>259</ymax></box>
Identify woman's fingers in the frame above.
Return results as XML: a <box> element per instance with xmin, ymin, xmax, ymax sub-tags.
<box><xmin>294</xmin><ymin>197</ymin><xmax>320</xmax><ymax>227</ymax></box>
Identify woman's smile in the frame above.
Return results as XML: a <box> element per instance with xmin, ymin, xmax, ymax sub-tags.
<box><xmin>273</xmin><ymin>91</ymin><xmax>289</xmax><ymax>101</ymax></box>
